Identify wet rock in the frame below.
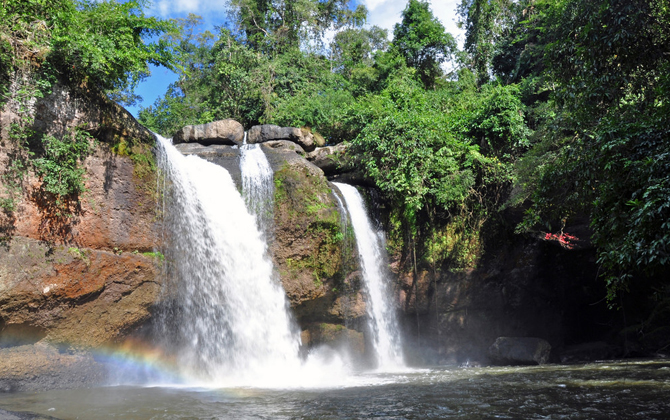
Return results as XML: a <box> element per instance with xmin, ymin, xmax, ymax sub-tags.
<box><xmin>301</xmin><ymin>323</ymin><xmax>365</xmax><ymax>356</ymax></box>
<box><xmin>173</xmin><ymin>119</ymin><xmax>245</xmax><ymax>146</ymax></box>
<box><xmin>0</xmin><ymin>408</ymin><xmax>61</xmax><ymax>419</ymax></box>
<box><xmin>0</xmin><ymin>344</ymin><xmax>106</xmax><ymax>392</ymax></box>
<box><xmin>175</xmin><ymin>143</ymin><xmax>242</xmax><ymax>186</ymax></box>
<box><xmin>488</xmin><ymin>337</ymin><xmax>552</xmax><ymax>365</ymax></box>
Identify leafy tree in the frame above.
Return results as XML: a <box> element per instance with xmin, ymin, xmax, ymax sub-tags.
<box><xmin>331</xmin><ymin>26</ymin><xmax>388</xmax><ymax>78</ymax></box>
<box><xmin>458</xmin><ymin>0</ymin><xmax>516</xmax><ymax>86</ymax></box>
<box><xmin>393</xmin><ymin>0</ymin><xmax>456</xmax><ymax>89</ymax></box>
<box><xmin>230</xmin><ymin>0</ymin><xmax>361</xmax><ymax>53</ymax></box>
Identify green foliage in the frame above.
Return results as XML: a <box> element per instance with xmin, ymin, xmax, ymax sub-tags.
<box><xmin>136</xmin><ymin>0</ymin><xmax>670</xmax><ymax>308</ymax></box>
<box><xmin>48</xmin><ymin>0</ymin><xmax>176</xmax><ymax>104</ymax></box>
<box><xmin>32</xmin><ymin>128</ymin><xmax>92</xmax><ymax>199</ymax></box>
<box><xmin>393</xmin><ymin>0</ymin><xmax>456</xmax><ymax>89</ymax></box>
<box><xmin>142</xmin><ymin>251</ymin><xmax>165</xmax><ymax>261</ymax></box>
<box><xmin>331</xmin><ymin>26</ymin><xmax>388</xmax><ymax>80</ymax></box>
<box><xmin>230</xmin><ymin>0</ymin><xmax>361</xmax><ymax>54</ymax></box>
<box><xmin>508</xmin><ymin>0</ymin><xmax>670</xmax><ymax>302</ymax></box>
<box><xmin>458</xmin><ymin>0</ymin><xmax>518</xmax><ymax>86</ymax></box>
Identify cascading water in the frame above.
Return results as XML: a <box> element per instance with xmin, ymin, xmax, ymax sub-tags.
<box><xmin>155</xmin><ymin>134</ymin><xmax>302</xmax><ymax>386</ymax></box>
<box><xmin>239</xmin><ymin>141</ymin><xmax>274</xmax><ymax>237</ymax></box>
<box><xmin>333</xmin><ymin>182</ymin><xmax>405</xmax><ymax>370</ymax></box>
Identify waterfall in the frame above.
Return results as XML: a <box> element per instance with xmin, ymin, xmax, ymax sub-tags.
<box><xmin>333</xmin><ymin>182</ymin><xmax>405</xmax><ymax>370</ymax></box>
<box><xmin>239</xmin><ymin>143</ymin><xmax>274</xmax><ymax>237</ymax></box>
<box><xmin>155</xmin><ymin>134</ymin><xmax>302</xmax><ymax>386</ymax></box>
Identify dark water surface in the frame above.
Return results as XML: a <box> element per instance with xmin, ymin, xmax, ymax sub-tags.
<box><xmin>1</xmin><ymin>360</ymin><xmax>669</xmax><ymax>420</ymax></box>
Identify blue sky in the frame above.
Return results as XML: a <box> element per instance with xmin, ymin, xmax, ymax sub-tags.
<box><xmin>128</xmin><ymin>0</ymin><xmax>464</xmax><ymax>117</ymax></box>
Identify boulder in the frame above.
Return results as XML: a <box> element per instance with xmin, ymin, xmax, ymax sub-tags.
<box><xmin>262</xmin><ymin>140</ymin><xmax>305</xmax><ymax>155</ymax></box>
<box><xmin>248</xmin><ymin>124</ymin><xmax>319</xmax><ymax>152</ymax></box>
<box><xmin>306</xmin><ymin>143</ymin><xmax>348</xmax><ymax>175</ymax></box>
<box><xmin>173</xmin><ymin>119</ymin><xmax>244</xmax><ymax>146</ymax></box>
<box><xmin>301</xmin><ymin>323</ymin><xmax>365</xmax><ymax>356</ymax></box>
<box><xmin>0</xmin><ymin>344</ymin><xmax>106</xmax><ymax>392</ymax></box>
<box><xmin>488</xmin><ymin>337</ymin><xmax>552</xmax><ymax>365</ymax></box>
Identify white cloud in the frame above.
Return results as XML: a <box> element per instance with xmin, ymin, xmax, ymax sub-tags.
<box><xmin>362</xmin><ymin>0</ymin><xmax>464</xmax><ymax>47</ymax></box>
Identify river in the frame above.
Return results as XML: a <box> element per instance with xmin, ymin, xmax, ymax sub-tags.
<box><xmin>1</xmin><ymin>359</ymin><xmax>669</xmax><ymax>419</ymax></box>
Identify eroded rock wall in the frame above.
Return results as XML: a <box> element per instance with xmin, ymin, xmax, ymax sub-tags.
<box><xmin>0</xmin><ymin>83</ymin><xmax>161</xmax><ymax>348</ymax></box>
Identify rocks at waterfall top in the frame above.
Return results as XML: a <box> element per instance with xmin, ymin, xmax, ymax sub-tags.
<box><xmin>306</xmin><ymin>143</ymin><xmax>347</xmax><ymax>175</ymax></box>
<box><xmin>248</xmin><ymin>124</ymin><xmax>324</xmax><ymax>152</ymax></box>
<box><xmin>173</xmin><ymin>119</ymin><xmax>245</xmax><ymax>146</ymax></box>
<box><xmin>488</xmin><ymin>337</ymin><xmax>552</xmax><ymax>365</ymax></box>
<box><xmin>172</xmin><ymin>120</ymin><xmax>328</xmax><ymax>152</ymax></box>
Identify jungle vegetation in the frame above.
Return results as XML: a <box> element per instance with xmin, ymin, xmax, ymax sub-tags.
<box><xmin>2</xmin><ymin>0</ymin><xmax>668</xmax><ymax>307</ymax></box>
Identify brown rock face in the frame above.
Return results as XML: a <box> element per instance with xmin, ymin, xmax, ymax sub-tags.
<box><xmin>172</xmin><ymin>119</ymin><xmax>245</xmax><ymax>145</ymax></box>
<box><xmin>0</xmin><ymin>81</ymin><xmax>162</xmax><ymax>350</ymax></box>
<box><xmin>0</xmin><ymin>237</ymin><xmax>160</xmax><ymax>347</ymax></box>
<box><xmin>5</xmin><ymin>147</ymin><xmax>158</xmax><ymax>252</ymax></box>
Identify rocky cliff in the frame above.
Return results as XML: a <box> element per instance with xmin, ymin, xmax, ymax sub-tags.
<box><xmin>0</xmin><ymin>83</ymin><xmax>161</xmax><ymax>349</ymax></box>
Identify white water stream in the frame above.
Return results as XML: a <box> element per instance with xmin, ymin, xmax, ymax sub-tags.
<box><xmin>154</xmin><ymin>135</ymin><xmax>345</xmax><ymax>387</ymax></box>
<box><xmin>333</xmin><ymin>182</ymin><xmax>405</xmax><ymax>370</ymax></box>
<box><xmin>239</xmin><ymin>143</ymin><xmax>274</xmax><ymax>236</ymax></box>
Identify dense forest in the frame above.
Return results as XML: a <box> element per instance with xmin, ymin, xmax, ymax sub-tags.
<box><xmin>2</xmin><ymin>0</ymin><xmax>669</xmax><ymax>311</ymax></box>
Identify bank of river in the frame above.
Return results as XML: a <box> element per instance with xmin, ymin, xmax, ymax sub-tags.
<box><xmin>1</xmin><ymin>359</ymin><xmax>669</xmax><ymax>419</ymax></box>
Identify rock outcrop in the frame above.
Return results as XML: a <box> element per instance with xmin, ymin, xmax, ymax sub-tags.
<box><xmin>0</xmin><ymin>237</ymin><xmax>160</xmax><ymax>347</ymax></box>
<box><xmin>0</xmin><ymin>344</ymin><xmax>106</xmax><ymax>392</ymax></box>
<box><xmin>172</xmin><ymin>119</ymin><xmax>245</xmax><ymax>146</ymax></box>
<box><xmin>306</xmin><ymin>143</ymin><xmax>347</xmax><ymax>175</ymax></box>
<box><xmin>249</xmin><ymin>124</ymin><xmax>324</xmax><ymax>152</ymax></box>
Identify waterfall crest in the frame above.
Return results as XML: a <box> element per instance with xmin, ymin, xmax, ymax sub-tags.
<box><xmin>333</xmin><ymin>182</ymin><xmax>405</xmax><ymax>370</ymax></box>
